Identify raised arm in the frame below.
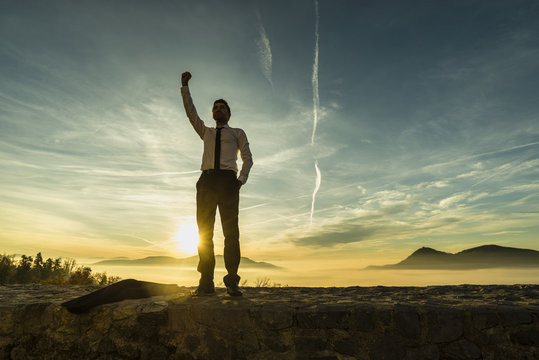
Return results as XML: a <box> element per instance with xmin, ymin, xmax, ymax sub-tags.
<box><xmin>180</xmin><ymin>71</ymin><xmax>206</xmax><ymax>139</ymax></box>
<box><xmin>181</xmin><ymin>71</ymin><xmax>191</xmax><ymax>87</ymax></box>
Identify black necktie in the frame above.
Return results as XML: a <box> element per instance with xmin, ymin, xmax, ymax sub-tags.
<box><xmin>214</xmin><ymin>127</ymin><xmax>222</xmax><ymax>170</ymax></box>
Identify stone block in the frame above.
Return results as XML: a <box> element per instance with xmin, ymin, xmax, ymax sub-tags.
<box><xmin>471</xmin><ymin>308</ymin><xmax>498</xmax><ymax>330</ymax></box>
<box><xmin>235</xmin><ymin>330</ymin><xmax>261</xmax><ymax>353</ymax></box>
<box><xmin>254</xmin><ymin>305</ymin><xmax>293</xmax><ymax>330</ymax></box>
<box><xmin>294</xmin><ymin>336</ymin><xmax>327</xmax><ymax>352</ymax></box>
<box><xmin>376</xmin><ymin>307</ymin><xmax>392</xmax><ymax>325</ymax></box>
<box><xmin>296</xmin><ymin>305</ymin><xmax>349</xmax><ymax>329</ymax></box>
<box><xmin>500</xmin><ymin>309</ymin><xmax>532</xmax><ymax>326</ymax></box>
<box><xmin>510</xmin><ymin>329</ymin><xmax>539</xmax><ymax>345</ymax></box>
<box><xmin>202</xmin><ymin>329</ymin><xmax>228</xmax><ymax>359</ymax></box>
<box><xmin>259</xmin><ymin>329</ymin><xmax>293</xmax><ymax>353</ymax></box>
<box><xmin>183</xmin><ymin>334</ymin><xmax>200</xmax><ymax>352</ymax></box>
<box><xmin>332</xmin><ymin>336</ymin><xmax>356</xmax><ymax>356</ymax></box>
<box><xmin>140</xmin><ymin>300</ymin><xmax>168</xmax><ymax>313</ymax></box>
<box><xmin>296</xmin><ymin>353</ymin><xmax>339</xmax><ymax>360</ymax></box>
<box><xmin>90</xmin><ymin>308</ymin><xmax>113</xmax><ymax>333</ymax></box>
<box><xmin>369</xmin><ymin>333</ymin><xmax>405</xmax><ymax>360</ymax></box>
<box><xmin>112</xmin><ymin>304</ymin><xmax>137</xmax><ymax>320</ymax></box>
<box><xmin>293</xmin><ymin>329</ymin><xmax>328</xmax><ymax>352</ymax></box>
<box><xmin>0</xmin><ymin>308</ymin><xmax>14</xmax><ymax>335</ymax></box>
<box><xmin>168</xmin><ymin>304</ymin><xmax>192</xmax><ymax>331</ymax></box>
<box><xmin>441</xmin><ymin>339</ymin><xmax>481</xmax><ymax>359</ymax></box>
<box><xmin>191</xmin><ymin>304</ymin><xmax>252</xmax><ymax>330</ymax></box>
<box><xmin>10</xmin><ymin>346</ymin><xmax>26</xmax><ymax>360</ymax></box>
<box><xmin>137</xmin><ymin>310</ymin><xmax>167</xmax><ymax>329</ymax></box>
<box><xmin>477</xmin><ymin>329</ymin><xmax>506</xmax><ymax>346</ymax></box>
<box><xmin>404</xmin><ymin>344</ymin><xmax>440</xmax><ymax>360</ymax></box>
<box><xmin>20</xmin><ymin>303</ymin><xmax>51</xmax><ymax>334</ymax></box>
<box><xmin>350</xmin><ymin>306</ymin><xmax>375</xmax><ymax>332</ymax></box>
<box><xmin>85</xmin><ymin>328</ymin><xmax>103</xmax><ymax>352</ymax></box>
<box><xmin>115</xmin><ymin>339</ymin><xmax>140</xmax><ymax>359</ymax></box>
<box><xmin>0</xmin><ymin>336</ymin><xmax>13</xmax><ymax>359</ymax></box>
<box><xmin>427</xmin><ymin>310</ymin><xmax>463</xmax><ymax>343</ymax></box>
<box><xmin>53</xmin><ymin>307</ymin><xmax>82</xmax><ymax>335</ymax></box>
<box><xmin>394</xmin><ymin>304</ymin><xmax>421</xmax><ymax>340</ymax></box>
<box><xmin>140</xmin><ymin>345</ymin><xmax>168</xmax><ymax>360</ymax></box>
<box><xmin>97</xmin><ymin>337</ymin><xmax>116</xmax><ymax>354</ymax></box>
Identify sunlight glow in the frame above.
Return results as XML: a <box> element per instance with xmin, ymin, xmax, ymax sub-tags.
<box><xmin>174</xmin><ymin>222</ymin><xmax>199</xmax><ymax>255</ymax></box>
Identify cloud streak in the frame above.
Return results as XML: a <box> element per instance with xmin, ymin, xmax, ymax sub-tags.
<box><xmin>309</xmin><ymin>0</ymin><xmax>321</xmax><ymax>226</ymax></box>
<box><xmin>423</xmin><ymin>141</ymin><xmax>539</xmax><ymax>171</ymax></box>
<box><xmin>310</xmin><ymin>160</ymin><xmax>321</xmax><ymax>225</ymax></box>
<box><xmin>311</xmin><ymin>0</ymin><xmax>320</xmax><ymax>145</ymax></box>
<box><xmin>256</xmin><ymin>9</ymin><xmax>273</xmax><ymax>86</ymax></box>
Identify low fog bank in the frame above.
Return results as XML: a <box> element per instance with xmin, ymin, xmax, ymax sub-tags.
<box><xmin>87</xmin><ymin>263</ymin><xmax>539</xmax><ymax>287</ymax></box>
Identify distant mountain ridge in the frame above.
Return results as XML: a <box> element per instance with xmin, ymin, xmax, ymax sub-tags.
<box><xmin>93</xmin><ymin>255</ymin><xmax>280</xmax><ymax>269</ymax></box>
<box><xmin>367</xmin><ymin>245</ymin><xmax>539</xmax><ymax>270</ymax></box>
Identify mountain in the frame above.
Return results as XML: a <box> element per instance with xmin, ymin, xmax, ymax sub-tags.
<box><xmin>93</xmin><ymin>255</ymin><xmax>280</xmax><ymax>269</ymax></box>
<box><xmin>366</xmin><ymin>245</ymin><xmax>539</xmax><ymax>270</ymax></box>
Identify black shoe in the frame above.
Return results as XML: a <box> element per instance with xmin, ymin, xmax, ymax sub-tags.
<box><xmin>226</xmin><ymin>283</ymin><xmax>242</xmax><ymax>297</ymax></box>
<box><xmin>193</xmin><ymin>281</ymin><xmax>215</xmax><ymax>296</ymax></box>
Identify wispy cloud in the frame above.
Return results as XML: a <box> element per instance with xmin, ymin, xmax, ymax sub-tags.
<box><xmin>309</xmin><ymin>0</ymin><xmax>321</xmax><ymax>226</ymax></box>
<box><xmin>310</xmin><ymin>160</ymin><xmax>321</xmax><ymax>225</ymax></box>
<box><xmin>423</xmin><ymin>142</ymin><xmax>539</xmax><ymax>171</ymax></box>
<box><xmin>438</xmin><ymin>192</ymin><xmax>472</xmax><ymax>209</ymax></box>
<box><xmin>311</xmin><ymin>0</ymin><xmax>320</xmax><ymax>146</ymax></box>
<box><xmin>255</xmin><ymin>9</ymin><xmax>273</xmax><ymax>87</ymax></box>
<box><xmin>282</xmin><ymin>163</ymin><xmax>539</xmax><ymax>248</ymax></box>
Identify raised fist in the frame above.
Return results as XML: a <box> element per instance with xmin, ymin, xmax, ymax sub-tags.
<box><xmin>181</xmin><ymin>72</ymin><xmax>192</xmax><ymax>86</ymax></box>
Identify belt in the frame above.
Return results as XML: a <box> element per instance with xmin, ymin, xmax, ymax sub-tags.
<box><xmin>202</xmin><ymin>169</ymin><xmax>236</xmax><ymax>175</ymax></box>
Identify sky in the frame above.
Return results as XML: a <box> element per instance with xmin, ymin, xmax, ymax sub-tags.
<box><xmin>1</xmin><ymin>0</ymin><xmax>538</xmax><ymax>283</ymax></box>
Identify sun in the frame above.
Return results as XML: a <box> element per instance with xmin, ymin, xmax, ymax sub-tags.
<box><xmin>174</xmin><ymin>222</ymin><xmax>200</xmax><ymax>255</ymax></box>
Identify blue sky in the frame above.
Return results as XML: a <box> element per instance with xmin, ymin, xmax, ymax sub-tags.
<box><xmin>1</xmin><ymin>0</ymin><xmax>538</xmax><ymax>273</ymax></box>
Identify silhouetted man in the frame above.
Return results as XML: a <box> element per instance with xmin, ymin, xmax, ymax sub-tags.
<box><xmin>180</xmin><ymin>71</ymin><xmax>253</xmax><ymax>296</ymax></box>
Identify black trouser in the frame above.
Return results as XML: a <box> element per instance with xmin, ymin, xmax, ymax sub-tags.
<box><xmin>196</xmin><ymin>170</ymin><xmax>241</xmax><ymax>287</ymax></box>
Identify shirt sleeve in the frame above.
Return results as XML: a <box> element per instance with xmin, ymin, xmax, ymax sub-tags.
<box><xmin>237</xmin><ymin>129</ymin><xmax>253</xmax><ymax>184</ymax></box>
<box><xmin>181</xmin><ymin>86</ymin><xmax>206</xmax><ymax>139</ymax></box>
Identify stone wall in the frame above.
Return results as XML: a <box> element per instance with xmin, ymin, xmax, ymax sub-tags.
<box><xmin>0</xmin><ymin>284</ymin><xmax>538</xmax><ymax>359</ymax></box>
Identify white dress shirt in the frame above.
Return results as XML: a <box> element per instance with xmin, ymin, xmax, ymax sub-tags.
<box><xmin>181</xmin><ymin>86</ymin><xmax>253</xmax><ymax>184</ymax></box>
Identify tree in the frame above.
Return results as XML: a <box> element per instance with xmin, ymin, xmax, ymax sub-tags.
<box><xmin>33</xmin><ymin>252</ymin><xmax>44</xmax><ymax>281</ymax></box>
<box><xmin>15</xmin><ymin>255</ymin><xmax>33</xmax><ymax>283</ymax></box>
<box><xmin>42</xmin><ymin>258</ymin><xmax>53</xmax><ymax>281</ymax></box>
<box><xmin>0</xmin><ymin>255</ymin><xmax>15</xmax><ymax>284</ymax></box>
<box><xmin>0</xmin><ymin>252</ymin><xmax>121</xmax><ymax>285</ymax></box>
<box><xmin>69</xmin><ymin>267</ymin><xmax>94</xmax><ymax>285</ymax></box>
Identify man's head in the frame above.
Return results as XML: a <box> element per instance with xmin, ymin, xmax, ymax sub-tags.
<box><xmin>212</xmin><ymin>99</ymin><xmax>231</xmax><ymax>124</ymax></box>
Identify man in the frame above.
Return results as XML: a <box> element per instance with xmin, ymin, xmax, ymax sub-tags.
<box><xmin>180</xmin><ymin>71</ymin><xmax>253</xmax><ymax>296</ymax></box>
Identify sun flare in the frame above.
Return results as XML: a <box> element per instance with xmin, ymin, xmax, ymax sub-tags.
<box><xmin>174</xmin><ymin>222</ymin><xmax>199</xmax><ymax>255</ymax></box>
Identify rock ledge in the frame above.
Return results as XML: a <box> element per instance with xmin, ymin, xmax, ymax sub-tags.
<box><xmin>1</xmin><ymin>284</ymin><xmax>538</xmax><ymax>359</ymax></box>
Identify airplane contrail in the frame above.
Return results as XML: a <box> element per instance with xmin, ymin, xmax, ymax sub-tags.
<box><xmin>122</xmin><ymin>234</ymin><xmax>176</xmax><ymax>248</ymax></box>
<box><xmin>240</xmin><ymin>203</ymin><xmax>267</xmax><ymax>211</ymax></box>
<box><xmin>310</xmin><ymin>160</ymin><xmax>322</xmax><ymax>225</ymax></box>
<box><xmin>311</xmin><ymin>0</ymin><xmax>320</xmax><ymax>145</ymax></box>
<box><xmin>423</xmin><ymin>141</ymin><xmax>539</xmax><ymax>170</ymax></box>
<box><xmin>256</xmin><ymin>9</ymin><xmax>273</xmax><ymax>86</ymax></box>
<box><xmin>309</xmin><ymin>0</ymin><xmax>321</xmax><ymax>226</ymax></box>
<box><xmin>472</xmin><ymin>163</ymin><xmax>513</xmax><ymax>187</ymax></box>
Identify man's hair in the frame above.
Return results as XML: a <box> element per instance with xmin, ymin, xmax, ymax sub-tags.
<box><xmin>214</xmin><ymin>99</ymin><xmax>231</xmax><ymax>117</ymax></box>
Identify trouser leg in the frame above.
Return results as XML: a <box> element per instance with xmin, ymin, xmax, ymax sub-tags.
<box><xmin>196</xmin><ymin>175</ymin><xmax>217</xmax><ymax>284</ymax></box>
<box><xmin>219</xmin><ymin>174</ymin><xmax>241</xmax><ymax>286</ymax></box>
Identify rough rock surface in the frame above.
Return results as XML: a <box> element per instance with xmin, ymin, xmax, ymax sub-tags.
<box><xmin>0</xmin><ymin>284</ymin><xmax>538</xmax><ymax>359</ymax></box>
